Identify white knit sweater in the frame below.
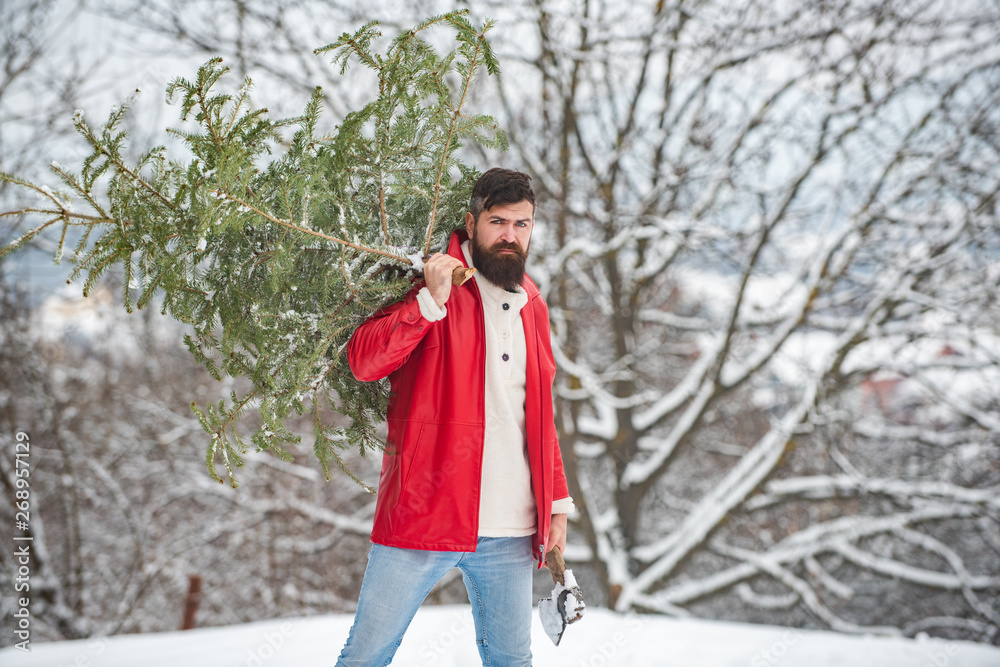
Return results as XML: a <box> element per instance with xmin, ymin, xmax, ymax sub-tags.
<box><xmin>415</xmin><ymin>241</ymin><xmax>573</xmax><ymax>536</ymax></box>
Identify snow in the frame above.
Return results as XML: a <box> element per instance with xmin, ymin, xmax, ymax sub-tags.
<box><xmin>3</xmin><ymin>605</ymin><xmax>998</xmax><ymax>667</ymax></box>
<box><xmin>538</xmin><ymin>599</ymin><xmax>567</xmax><ymax>645</ymax></box>
<box><xmin>406</xmin><ymin>250</ymin><xmax>426</xmax><ymax>271</ymax></box>
<box><xmin>539</xmin><ymin>567</ymin><xmax>587</xmax><ymax>644</ymax></box>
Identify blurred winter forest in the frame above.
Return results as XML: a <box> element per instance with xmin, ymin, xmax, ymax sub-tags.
<box><xmin>2</xmin><ymin>0</ymin><xmax>999</xmax><ymax>648</ymax></box>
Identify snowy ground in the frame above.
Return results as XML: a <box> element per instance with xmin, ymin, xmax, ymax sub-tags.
<box><xmin>3</xmin><ymin>605</ymin><xmax>999</xmax><ymax>667</ymax></box>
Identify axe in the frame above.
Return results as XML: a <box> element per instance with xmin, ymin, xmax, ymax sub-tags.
<box><xmin>538</xmin><ymin>546</ymin><xmax>586</xmax><ymax>645</ymax></box>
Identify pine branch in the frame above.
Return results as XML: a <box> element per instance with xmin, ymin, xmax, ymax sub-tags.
<box><xmin>424</xmin><ymin>14</ymin><xmax>492</xmax><ymax>255</ymax></box>
<box><xmin>1</xmin><ymin>12</ymin><xmax>507</xmax><ymax>488</ymax></box>
<box><xmin>213</xmin><ymin>189</ymin><xmax>411</xmax><ymax>264</ymax></box>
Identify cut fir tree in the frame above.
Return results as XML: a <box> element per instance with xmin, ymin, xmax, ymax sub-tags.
<box><xmin>0</xmin><ymin>11</ymin><xmax>507</xmax><ymax>488</ymax></box>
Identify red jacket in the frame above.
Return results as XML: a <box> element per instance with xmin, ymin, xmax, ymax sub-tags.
<box><xmin>347</xmin><ymin>230</ymin><xmax>569</xmax><ymax>563</ymax></box>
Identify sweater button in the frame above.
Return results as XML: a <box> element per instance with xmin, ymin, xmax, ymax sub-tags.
<box><xmin>502</xmin><ymin>302</ymin><xmax>510</xmax><ymax>310</ymax></box>
<box><xmin>407</xmin><ymin>314</ymin><xmax>415</xmax><ymax>322</ymax></box>
<box><xmin>502</xmin><ymin>353</ymin><xmax>509</xmax><ymax>361</ymax></box>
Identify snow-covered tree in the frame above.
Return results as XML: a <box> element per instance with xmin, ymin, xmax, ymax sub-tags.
<box><xmin>0</xmin><ymin>282</ymin><xmax>382</xmax><ymax>641</ymax></box>
<box><xmin>1</xmin><ymin>0</ymin><xmax>112</xmax><ymax>279</ymax></box>
<box><xmin>473</xmin><ymin>0</ymin><xmax>1000</xmax><ymax>642</ymax></box>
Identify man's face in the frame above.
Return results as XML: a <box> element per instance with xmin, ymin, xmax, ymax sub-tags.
<box><xmin>464</xmin><ymin>200</ymin><xmax>534</xmax><ymax>290</ymax></box>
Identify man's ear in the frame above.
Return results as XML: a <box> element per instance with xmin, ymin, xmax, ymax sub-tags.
<box><xmin>465</xmin><ymin>211</ymin><xmax>475</xmax><ymax>237</ymax></box>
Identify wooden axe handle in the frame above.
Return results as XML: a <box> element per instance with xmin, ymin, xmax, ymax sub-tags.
<box><xmin>451</xmin><ymin>266</ymin><xmax>476</xmax><ymax>286</ymax></box>
<box><xmin>420</xmin><ymin>254</ymin><xmax>475</xmax><ymax>286</ymax></box>
<box><xmin>545</xmin><ymin>545</ymin><xmax>567</xmax><ymax>586</ymax></box>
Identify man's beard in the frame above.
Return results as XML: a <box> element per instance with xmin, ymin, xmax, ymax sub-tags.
<box><xmin>471</xmin><ymin>235</ymin><xmax>528</xmax><ymax>291</ymax></box>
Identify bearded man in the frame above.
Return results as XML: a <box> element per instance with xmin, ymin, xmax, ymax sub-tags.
<box><xmin>338</xmin><ymin>168</ymin><xmax>573</xmax><ymax>666</ymax></box>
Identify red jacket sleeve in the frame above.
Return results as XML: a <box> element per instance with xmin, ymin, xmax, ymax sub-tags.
<box><xmin>552</xmin><ymin>446</ymin><xmax>570</xmax><ymax>503</ymax></box>
<box><xmin>347</xmin><ymin>287</ymin><xmax>433</xmax><ymax>382</ymax></box>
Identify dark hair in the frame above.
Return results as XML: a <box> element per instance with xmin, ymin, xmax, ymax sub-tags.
<box><xmin>468</xmin><ymin>168</ymin><xmax>535</xmax><ymax>220</ymax></box>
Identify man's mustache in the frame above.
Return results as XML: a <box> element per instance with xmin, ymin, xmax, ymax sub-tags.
<box><xmin>490</xmin><ymin>240</ymin><xmax>526</xmax><ymax>257</ymax></box>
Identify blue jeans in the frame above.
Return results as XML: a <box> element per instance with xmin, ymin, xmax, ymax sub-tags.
<box><xmin>335</xmin><ymin>536</ymin><xmax>535</xmax><ymax>666</ymax></box>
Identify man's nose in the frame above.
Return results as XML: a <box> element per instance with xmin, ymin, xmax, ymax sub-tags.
<box><xmin>499</xmin><ymin>224</ymin><xmax>517</xmax><ymax>241</ymax></box>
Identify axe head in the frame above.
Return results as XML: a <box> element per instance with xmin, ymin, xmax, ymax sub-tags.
<box><xmin>538</xmin><ymin>546</ymin><xmax>585</xmax><ymax>646</ymax></box>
